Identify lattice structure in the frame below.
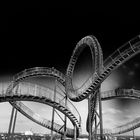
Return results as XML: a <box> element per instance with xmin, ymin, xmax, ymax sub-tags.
<box><xmin>101</xmin><ymin>88</ymin><xmax>140</xmax><ymax>135</ymax></box>
<box><xmin>0</xmin><ymin>34</ymin><xmax>140</xmax><ymax>139</ymax></box>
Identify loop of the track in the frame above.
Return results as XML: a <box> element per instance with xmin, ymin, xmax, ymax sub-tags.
<box><xmin>66</xmin><ymin>35</ymin><xmax>103</xmax><ymax>101</ymax></box>
<box><xmin>66</xmin><ymin>35</ymin><xmax>140</xmax><ymax>101</ymax></box>
<box><xmin>85</xmin><ymin>35</ymin><xmax>140</xmax><ymax>135</ymax></box>
<box><xmin>6</xmin><ymin>67</ymin><xmax>81</xmax><ymax>138</ymax></box>
<box><xmin>5</xmin><ymin>34</ymin><xmax>140</xmax><ymax>138</ymax></box>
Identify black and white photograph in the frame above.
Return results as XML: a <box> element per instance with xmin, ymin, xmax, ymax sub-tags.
<box><xmin>1</xmin><ymin>2</ymin><xmax>140</xmax><ymax>140</ymax></box>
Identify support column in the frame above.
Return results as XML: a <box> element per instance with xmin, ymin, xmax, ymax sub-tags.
<box><xmin>51</xmin><ymin>80</ymin><xmax>57</xmax><ymax>140</ymax></box>
<box><xmin>74</xmin><ymin>125</ymin><xmax>77</xmax><ymax>140</ymax></box>
<box><xmin>63</xmin><ymin>95</ymin><xmax>67</xmax><ymax>140</ymax></box>
<box><xmin>132</xmin><ymin>129</ymin><xmax>135</xmax><ymax>140</ymax></box>
<box><xmin>11</xmin><ymin>109</ymin><xmax>17</xmax><ymax>139</ymax></box>
<box><xmin>98</xmin><ymin>88</ymin><xmax>103</xmax><ymax>140</ymax></box>
<box><xmin>94</xmin><ymin>115</ymin><xmax>97</xmax><ymax>140</ymax></box>
<box><xmin>51</xmin><ymin>106</ymin><xmax>55</xmax><ymax>140</ymax></box>
<box><xmin>88</xmin><ymin>95</ymin><xmax>92</xmax><ymax>140</ymax></box>
<box><xmin>8</xmin><ymin>106</ymin><xmax>15</xmax><ymax>139</ymax></box>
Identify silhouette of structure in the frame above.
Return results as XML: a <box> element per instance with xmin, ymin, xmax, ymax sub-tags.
<box><xmin>0</xmin><ymin>34</ymin><xmax>140</xmax><ymax>139</ymax></box>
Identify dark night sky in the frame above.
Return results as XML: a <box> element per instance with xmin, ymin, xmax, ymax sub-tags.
<box><xmin>1</xmin><ymin>3</ymin><xmax>140</xmax><ymax>75</ymax></box>
<box><xmin>1</xmin><ymin>3</ymin><xmax>140</xmax><ymax>135</ymax></box>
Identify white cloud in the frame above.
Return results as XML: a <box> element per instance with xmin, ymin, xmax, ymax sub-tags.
<box><xmin>103</xmin><ymin>108</ymin><xmax>122</xmax><ymax>115</ymax></box>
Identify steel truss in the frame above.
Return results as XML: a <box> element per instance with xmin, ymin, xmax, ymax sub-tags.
<box><xmin>0</xmin><ymin>34</ymin><xmax>139</xmax><ymax>139</ymax></box>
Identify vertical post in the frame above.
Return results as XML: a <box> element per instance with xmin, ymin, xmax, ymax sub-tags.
<box><xmin>12</xmin><ymin>110</ymin><xmax>18</xmax><ymax>132</ymax></box>
<box><xmin>95</xmin><ymin>115</ymin><xmax>97</xmax><ymax>140</ymax></box>
<box><xmin>74</xmin><ymin>125</ymin><xmax>77</xmax><ymax>140</ymax></box>
<box><xmin>63</xmin><ymin>95</ymin><xmax>67</xmax><ymax>140</ymax></box>
<box><xmin>11</xmin><ymin>109</ymin><xmax>18</xmax><ymax>139</ymax></box>
<box><xmin>8</xmin><ymin>106</ymin><xmax>15</xmax><ymax>139</ymax></box>
<box><xmin>132</xmin><ymin>129</ymin><xmax>135</xmax><ymax>140</ymax></box>
<box><xmin>51</xmin><ymin>79</ymin><xmax>57</xmax><ymax>140</ymax></box>
<box><xmin>51</xmin><ymin>104</ymin><xmax>55</xmax><ymax>140</ymax></box>
<box><xmin>88</xmin><ymin>95</ymin><xmax>92</xmax><ymax>140</ymax></box>
<box><xmin>98</xmin><ymin>88</ymin><xmax>103</xmax><ymax>140</ymax></box>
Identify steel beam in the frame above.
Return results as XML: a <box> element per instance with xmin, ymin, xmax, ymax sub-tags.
<box><xmin>88</xmin><ymin>95</ymin><xmax>92</xmax><ymax>140</ymax></box>
<box><xmin>63</xmin><ymin>95</ymin><xmax>67</xmax><ymax>140</ymax></box>
<box><xmin>8</xmin><ymin>106</ymin><xmax>15</xmax><ymax>140</ymax></box>
<box><xmin>51</xmin><ymin>80</ymin><xmax>57</xmax><ymax>140</ymax></box>
<box><xmin>11</xmin><ymin>109</ymin><xmax>17</xmax><ymax>139</ymax></box>
<box><xmin>98</xmin><ymin>88</ymin><xmax>103</xmax><ymax>140</ymax></box>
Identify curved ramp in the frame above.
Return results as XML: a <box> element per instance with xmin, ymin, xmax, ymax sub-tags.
<box><xmin>6</xmin><ymin>67</ymin><xmax>81</xmax><ymax>138</ymax></box>
<box><xmin>66</xmin><ymin>35</ymin><xmax>103</xmax><ymax>101</ymax></box>
<box><xmin>3</xmin><ymin>82</ymin><xmax>81</xmax><ymax>138</ymax></box>
<box><xmin>101</xmin><ymin>88</ymin><xmax>140</xmax><ymax>135</ymax></box>
<box><xmin>84</xmin><ymin>35</ymin><xmax>140</xmax><ymax>134</ymax></box>
<box><xmin>5</xmin><ymin>35</ymin><xmax>140</xmax><ymax>138</ymax></box>
<box><xmin>86</xmin><ymin>88</ymin><xmax>140</xmax><ymax>135</ymax></box>
<box><xmin>66</xmin><ymin>35</ymin><xmax>140</xmax><ymax>102</ymax></box>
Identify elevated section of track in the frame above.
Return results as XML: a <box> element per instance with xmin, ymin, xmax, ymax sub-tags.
<box><xmin>66</xmin><ymin>35</ymin><xmax>140</xmax><ymax>102</ymax></box>
<box><xmin>101</xmin><ymin>88</ymin><xmax>140</xmax><ymax>135</ymax></box>
<box><xmin>2</xmin><ymin>82</ymin><xmax>81</xmax><ymax>138</ymax></box>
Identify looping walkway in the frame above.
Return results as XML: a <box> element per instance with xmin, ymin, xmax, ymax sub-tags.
<box><xmin>3</xmin><ymin>34</ymin><xmax>140</xmax><ymax>138</ymax></box>
<box><xmin>3</xmin><ymin>81</ymin><xmax>80</xmax><ymax>138</ymax></box>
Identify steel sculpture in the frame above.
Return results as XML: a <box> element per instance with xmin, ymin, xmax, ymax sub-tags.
<box><xmin>65</xmin><ymin>35</ymin><xmax>140</xmax><ymax>139</ymax></box>
<box><xmin>1</xmin><ymin>34</ymin><xmax>140</xmax><ymax>139</ymax></box>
